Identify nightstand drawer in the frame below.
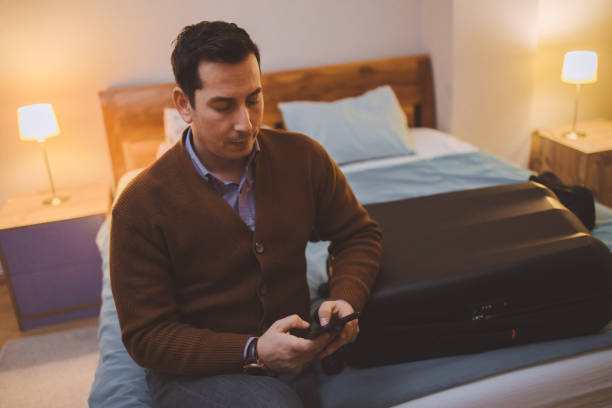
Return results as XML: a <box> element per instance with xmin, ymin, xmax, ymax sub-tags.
<box><xmin>10</xmin><ymin>259</ymin><xmax>102</xmax><ymax>316</ymax></box>
<box><xmin>0</xmin><ymin>215</ymin><xmax>104</xmax><ymax>276</ymax></box>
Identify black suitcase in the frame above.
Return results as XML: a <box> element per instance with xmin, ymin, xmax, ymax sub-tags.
<box><xmin>345</xmin><ymin>182</ymin><xmax>612</xmax><ymax>368</ymax></box>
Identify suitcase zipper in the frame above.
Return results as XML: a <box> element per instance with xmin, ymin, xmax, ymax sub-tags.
<box><xmin>471</xmin><ymin>293</ymin><xmax>609</xmax><ymax>321</ymax></box>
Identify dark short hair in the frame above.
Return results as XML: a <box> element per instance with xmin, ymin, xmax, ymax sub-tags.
<box><xmin>171</xmin><ymin>21</ymin><xmax>261</xmax><ymax>107</ymax></box>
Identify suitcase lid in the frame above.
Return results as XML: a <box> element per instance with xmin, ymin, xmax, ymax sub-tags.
<box><xmin>362</xmin><ymin>182</ymin><xmax>612</xmax><ymax>325</ymax></box>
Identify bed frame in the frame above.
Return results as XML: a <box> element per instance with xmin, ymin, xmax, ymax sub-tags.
<box><xmin>99</xmin><ymin>54</ymin><xmax>436</xmax><ymax>185</ymax></box>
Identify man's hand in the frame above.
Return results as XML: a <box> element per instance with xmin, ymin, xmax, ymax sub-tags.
<box><xmin>257</xmin><ymin>314</ymin><xmax>331</xmax><ymax>373</ymax></box>
<box><xmin>317</xmin><ymin>300</ymin><xmax>359</xmax><ymax>359</ymax></box>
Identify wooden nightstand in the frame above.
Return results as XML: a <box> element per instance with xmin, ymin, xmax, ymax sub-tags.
<box><xmin>0</xmin><ymin>183</ymin><xmax>111</xmax><ymax>330</ymax></box>
<box><xmin>529</xmin><ymin>119</ymin><xmax>612</xmax><ymax>207</ymax></box>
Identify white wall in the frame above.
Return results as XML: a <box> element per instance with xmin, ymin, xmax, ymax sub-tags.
<box><xmin>531</xmin><ymin>0</ymin><xmax>612</xmax><ymax>130</ymax></box>
<box><xmin>425</xmin><ymin>0</ymin><xmax>612</xmax><ymax>167</ymax></box>
<box><xmin>421</xmin><ymin>0</ymin><xmax>454</xmax><ymax>132</ymax></box>
<box><xmin>450</xmin><ymin>0</ymin><xmax>539</xmax><ymax>166</ymax></box>
<box><xmin>0</xmin><ymin>0</ymin><xmax>424</xmax><ymax>207</ymax></box>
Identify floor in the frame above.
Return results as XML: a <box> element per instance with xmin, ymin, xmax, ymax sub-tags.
<box><xmin>0</xmin><ymin>282</ymin><xmax>98</xmax><ymax>350</ymax></box>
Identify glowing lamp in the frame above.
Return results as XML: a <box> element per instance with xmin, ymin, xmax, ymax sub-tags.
<box><xmin>561</xmin><ymin>51</ymin><xmax>598</xmax><ymax>139</ymax></box>
<box><xmin>18</xmin><ymin>104</ymin><xmax>60</xmax><ymax>142</ymax></box>
<box><xmin>17</xmin><ymin>104</ymin><xmax>69</xmax><ymax>206</ymax></box>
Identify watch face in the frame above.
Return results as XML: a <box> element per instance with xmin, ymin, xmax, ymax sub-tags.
<box><xmin>243</xmin><ymin>363</ymin><xmax>267</xmax><ymax>376</ymax></box>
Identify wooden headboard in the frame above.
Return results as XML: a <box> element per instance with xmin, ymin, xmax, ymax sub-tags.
<box><xmin>99</xmin><ymin>54</ymin><xmax>436</xmax><ymax>185</ymax></box>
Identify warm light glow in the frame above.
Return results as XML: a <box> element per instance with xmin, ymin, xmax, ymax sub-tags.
<box><xmin>561</xmin><ymin>51</ymin><xmax>598</xmax><ymax>84</ymax></box>
<box><xmin>17</xmin><ymin>104</ymin><xmax>60</xmax><ymax>142</ymax></box>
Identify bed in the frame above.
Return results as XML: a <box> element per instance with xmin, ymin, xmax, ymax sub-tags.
<box><xmin>89</xmin><ymin>55</ymin><xmax>612</xmax><ymax>408</ymax></box>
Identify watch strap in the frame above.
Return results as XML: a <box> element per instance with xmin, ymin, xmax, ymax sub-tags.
<box><xmin>243</xmin><ymin>337</ymin><xmax>268</xmax><ymax>375</ymax></box>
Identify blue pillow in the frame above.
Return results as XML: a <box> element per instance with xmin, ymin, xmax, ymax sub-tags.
<box><xmin>278</xmin><ymin>85</ymin><xmax>415</xmax><ymax>165</ymax></box>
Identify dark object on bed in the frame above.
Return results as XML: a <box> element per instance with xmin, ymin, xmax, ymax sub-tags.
<box><xmin>529</xmin><ymin>171</ymin><xmax>595</xmax><ymax>230</ymax></box>
<box><xmin>345</xmin><ymin>182</ymin><xmax>612</xmax><ymax>368</ymax></box>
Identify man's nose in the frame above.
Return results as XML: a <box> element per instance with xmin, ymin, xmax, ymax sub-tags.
<box><xmin>234</xmin><ymin>105</ymin><xmax>253</xmax><ymax>132</ymax></box>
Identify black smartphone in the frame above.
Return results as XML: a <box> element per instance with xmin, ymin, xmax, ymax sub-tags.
<box><xmin>290</xmin><ymin>312</ymin><xmax>360</xmax><ymax>339</ymax></box>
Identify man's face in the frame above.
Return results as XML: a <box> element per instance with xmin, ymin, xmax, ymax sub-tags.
<box><xmin>177</xmin><ymin>53</ymin><xmax>263</xmax><ymax>169</ymax></box>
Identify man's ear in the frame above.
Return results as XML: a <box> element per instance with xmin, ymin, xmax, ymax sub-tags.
<box><xmin>172</xmin><ymin>87</ymin><xmax>193</xmax><ymax>123</ymax></box>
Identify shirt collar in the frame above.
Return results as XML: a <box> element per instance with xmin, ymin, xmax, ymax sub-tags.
<box><xmin>185</xmin><ymin>127</ymin><xmax>260</xmax><ymax>184</ymax></box>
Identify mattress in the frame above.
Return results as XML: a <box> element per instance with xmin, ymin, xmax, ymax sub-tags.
<box><xmin>401</xmin><ymin>347</ymin><xmax>612</xmax><ymax>408</ymax></box>
<box><xmin>89</xmin><ymin>128</ymin><xmax>612</xmax><ymax>408</ymax></box>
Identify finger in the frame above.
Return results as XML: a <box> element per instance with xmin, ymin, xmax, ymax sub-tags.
<box><xmin>344</xmin><ymin>320</ymin><xmax>359</xmax><ymax>342</ymax></box>
<box><xmin>319</xmin><ymin>323</ymin><xmax>358</xmax><ymax>358</ymax></box>
<box><xmin>334</xmin><ymin>300</ymin><xmax>355</xmax><ymax>316</ymax></box>
<box><xmin>274</xmin><ymin>314</ymin><xmax>309</xmax><ymax>332</ymax></box>
<box><xmin>318</xmin><ymin>301</ymin><xmax>335</xmax><ymax>326</ymax></box>
<box><xmin>320</xmin><ymin>331</ymin><xmax>348</xmax><ymax>357</ymax></box>
<box><xmin>291</xmin><ymin>331</ymin><xmax>332</xmax><ymax>355</ymax></box>
<box><xmin>310</xmin><ymin>332</ymin><xmax>333</xmax><ymax>351</ymax></box>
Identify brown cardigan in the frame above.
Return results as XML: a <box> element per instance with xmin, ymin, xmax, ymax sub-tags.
<box><xmin>110</xmin><ymin>128</ymin><xmax>382</xmax><ymax>376</ymax></box>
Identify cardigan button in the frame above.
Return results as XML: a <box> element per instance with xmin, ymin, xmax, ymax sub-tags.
<box><xmin>259</xmin><ymin>283</ymin><xmax>268</xmax><ymax>296</ymax></box>
<box><xmin>254</xmin><ymin>241</ymin><xmax>265</xmax><ymax>254</ymax></box>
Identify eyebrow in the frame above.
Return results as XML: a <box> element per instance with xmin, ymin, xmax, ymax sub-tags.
<box><xmin>209</xmin><ymin>88</ymin><xmax>262</xmax><ymax>104</ymax></box>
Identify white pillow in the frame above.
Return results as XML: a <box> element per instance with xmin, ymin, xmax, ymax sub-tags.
<box><xmin>278</xmin><ymin>85</ymin><xmax>415</xmax><ymax>164</ymax></box>
<box><xmin>164</xmin><ymin>107</ymin><xmax>187</xmax><ymax>145</ymax></box>
<box><xmin>158</xmin><ymin>108</ymin><xmax>187</xmax><ymax>158</ymax></box>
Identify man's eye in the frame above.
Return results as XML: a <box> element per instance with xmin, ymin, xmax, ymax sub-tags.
<box><xmin>247</xmin><ymin>98</ymin><xmax>259</xmax><ymax>106</ymax></box>
<box><xmin>214</xmin><ymin>104</ymin><xmax>232</xmax><ymax>112</ymax></box>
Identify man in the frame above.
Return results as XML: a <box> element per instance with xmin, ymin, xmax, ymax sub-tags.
<box><xmin>110</xmin><ymin>21</ymin><xmax>382</xmax><ymax>407</ymax></box>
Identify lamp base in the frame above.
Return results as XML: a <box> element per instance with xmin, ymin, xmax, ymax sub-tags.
<box><xmin>43</xmin><ymin>195</ymin><xmax>70</xmax><ymax>206</ymax></box>
<box><xmin>562</xmin><ymin>130</ymin><xmax>586</xmax><ymax>140</ymax></box>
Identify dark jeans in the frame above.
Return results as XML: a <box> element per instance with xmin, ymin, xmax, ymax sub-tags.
<box><xmin>146</xmin><ymin>363</ymin><xmax>320</xmax><ymax>408</ymax></box>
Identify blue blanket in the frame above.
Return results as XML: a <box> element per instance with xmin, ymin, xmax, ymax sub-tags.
<box><xmin>89</xmin><ymin>152</ymin><xmax>612</xmax><ymax>408</ymax></box>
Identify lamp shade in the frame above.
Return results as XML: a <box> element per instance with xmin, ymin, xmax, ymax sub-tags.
<box><xmin>17</xmin><ymin>104</ymin><xmax>60</xmax><ymax>142</ymax></box>
<box><xmin>561</xmin><ymin>51</ymin><xmax>598</xmax><ymax>84</ymax></box>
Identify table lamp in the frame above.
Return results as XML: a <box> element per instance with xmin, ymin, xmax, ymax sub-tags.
<box><xmin>17</xmin><ymin>103</ymin><xmax>69</xmax><ymax>206</ymax></box>
<box><xmin>561</xmin><ymin>51</ymin><xmax>598</xmax><ymax>140</ymax></box>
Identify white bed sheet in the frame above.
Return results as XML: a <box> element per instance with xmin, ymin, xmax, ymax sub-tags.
<box><xmin>398</xmin><ymin>347</ymin><xmax>612</xmax><ymax>408</ymax></box>
<box><xmin>340</xmin><ymin>127</ymin><xmax>477</xmax><ymax>174</ymax></box>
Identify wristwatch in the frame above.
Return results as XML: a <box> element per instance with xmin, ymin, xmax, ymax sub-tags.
<box><xmin>242</xmin><ymin>337</ymin><xmax>268</xmax><ymax>375</ymax></box>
